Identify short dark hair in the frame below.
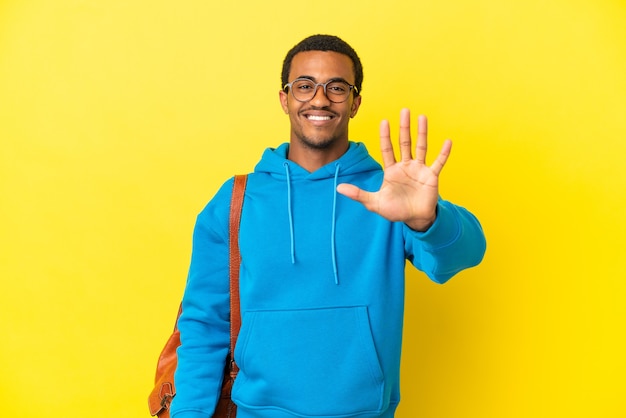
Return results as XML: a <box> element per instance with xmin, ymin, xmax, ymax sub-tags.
<box><xmin>281</xmin><ymin>34</ymin><xmax>363</xmax><ymax>96</ymax></box>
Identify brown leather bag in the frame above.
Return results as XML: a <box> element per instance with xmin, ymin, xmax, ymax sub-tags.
<box><xmin>148</xmin><ymin>175</ymin><xmax>247</xmax><ymax>418</ymax></box>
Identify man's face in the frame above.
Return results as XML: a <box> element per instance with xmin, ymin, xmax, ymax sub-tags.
<box><xmin>279</xmin><ymin>51</ymin><xmax>361</xmax><ymax>150</ymax></box>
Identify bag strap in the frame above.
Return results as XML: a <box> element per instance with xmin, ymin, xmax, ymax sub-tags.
<box><xmin>228</xmin><ymin>174</ymin><xmax>247</xmax><ymax>379</ymax></box>
<box><xmin>148</xmin><ymin>174</ymin><xmax>248</xmax><ymax>416</ymax></box>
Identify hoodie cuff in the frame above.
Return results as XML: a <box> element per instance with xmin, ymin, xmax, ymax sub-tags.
<box><xmin>406</xmin><ymin>201</ymin><xmax>461</xmax><ymax>250</ymax></box>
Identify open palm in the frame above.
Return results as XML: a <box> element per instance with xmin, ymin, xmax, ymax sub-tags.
<box><xmin>337</xmin><ymin>109</ymin><xmax>451</xmax><ymax>232</ymax></box>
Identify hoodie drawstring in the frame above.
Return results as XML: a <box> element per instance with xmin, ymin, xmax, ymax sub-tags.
<box><xmin>284</xmin><ymin>162</ymin><xmax>296</xmax><ymax>264</ymax></box>
<box><xmin>283</xmin><ymin>161</ymin><xmax>341</xmax><ymax>285</ymax></box>
<box><xmin>331</xmin><ymin>163</ymin><xmax>341</xmax><ymax>285</ymax></box>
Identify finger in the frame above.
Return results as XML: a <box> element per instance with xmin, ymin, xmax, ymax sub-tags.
<box><xmin>379</xmin><ymin>119</ymin><xmax>395</xmax><ymax>168</ymax></box>
<box><xmin>414</xmin><ymin>114</ymin><xmax>428</xmax><ymax>164</ymax></box>
<box><xmin>336</xmin><ymin>183</ymin><xmax>375</xmax><ymax>207</ymax></box>
<box><xmin>430</xmin><ymin>139</ymin><xmax>452</xmax><ymax>176</ymax></box>
<box><xmin>399</xmin><ymin>108</ymin><xmax>412</xmax><ymax>162</ymax></box>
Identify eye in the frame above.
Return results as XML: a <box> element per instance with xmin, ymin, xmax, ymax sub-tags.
<box><xmin>327</xmin><ymin>82</ymin><xmax>348</xmax><ymax>94</ymax></box>
<box><xmin>294</xmin><ymin>80</ymin><xmax>315</xmax><ymax>90</ymax></box>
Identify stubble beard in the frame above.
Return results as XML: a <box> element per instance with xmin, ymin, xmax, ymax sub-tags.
<box><xmin>289</xmin><ymin>107</ymin><xmax>349</xmax><ymax>151</ymax></box>
<box><xmin>292</xmin><ymin>121</ymin><xmax>346</xmax><ymax>151</ymax></box>
<box><xmin>296</xmin><ymin>132</ymin><xmax>340</xmax><ymax>150</ymax></box>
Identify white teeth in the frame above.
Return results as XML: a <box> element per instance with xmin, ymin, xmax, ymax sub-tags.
<box><xmin>307</xmin><ymin>115</ymin><xmax>331</xmax><ymax>121</ymax></box>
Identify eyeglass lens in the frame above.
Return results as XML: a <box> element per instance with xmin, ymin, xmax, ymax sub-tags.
<box><xmin>290</xmin><ymin>79</ymin><xmax>352</xmax><ymax>103</ymax></box>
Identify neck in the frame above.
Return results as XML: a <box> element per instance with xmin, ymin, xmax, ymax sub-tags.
<box><xmin>287</xmin><ymin>141</ymin><xmax>349</xmax><ymax>172</ymax></box>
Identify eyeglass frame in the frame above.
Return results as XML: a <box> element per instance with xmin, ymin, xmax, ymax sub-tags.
<box><xmin>283</xmin><ymin>77</ymin><xmax>359</xmax><ymax>103</ymax></box>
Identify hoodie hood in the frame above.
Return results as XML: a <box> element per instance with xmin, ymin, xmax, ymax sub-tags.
<box><xmin>253</xmin><ymin>142</ymin><xmax>382</xmax><ymax>284</ymax></box>
<box><xmin>254</xmin><ymin>141</ymin><xmax>381</xmax><ymax>180</ymax></box>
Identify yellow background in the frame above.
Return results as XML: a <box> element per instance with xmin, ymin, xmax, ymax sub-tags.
<box><xmin>1</xmin><ymin>0</ymin><xmax>625</xmax><ymax>416</ymax></box>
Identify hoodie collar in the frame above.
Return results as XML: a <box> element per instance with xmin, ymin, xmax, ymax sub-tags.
<box><xmin>254</xmin><ymin>141</ymin><xmax>381</xmax><ymax>179</ymax></box>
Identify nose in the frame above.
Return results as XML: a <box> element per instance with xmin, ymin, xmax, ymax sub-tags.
<box><xmin>309</xmin><ymin>83</ymin><xmax>331</xmax><ymax>106</ymax></box>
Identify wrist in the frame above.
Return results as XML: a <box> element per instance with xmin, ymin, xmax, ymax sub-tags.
<box><xmin>406</xmin><ymin>213</ymin><xmax>436</xmax><ymax>232</ymax></box>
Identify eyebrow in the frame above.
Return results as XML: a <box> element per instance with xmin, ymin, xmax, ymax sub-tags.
<box><xmin>295</xmin><ymin>75</ymin><xmax>352</xmax><ymax>85</ymax></box>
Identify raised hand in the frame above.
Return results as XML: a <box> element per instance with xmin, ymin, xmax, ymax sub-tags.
<box><xmin>336</xmin><ymin>108</ymin><xmax>452</xmax><ymax>232</ymax></box>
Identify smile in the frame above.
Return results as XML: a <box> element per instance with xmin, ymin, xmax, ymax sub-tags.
<box><xmin>306</xmin><ymin>115</ymin><xmax>332</xmax><ymax>121</ymax></box>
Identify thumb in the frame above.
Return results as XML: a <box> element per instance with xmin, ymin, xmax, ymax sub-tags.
<box><xmin>336</xmin><ymin>183</ymin><xmax>372</xmax><ymax>204</ymax></box>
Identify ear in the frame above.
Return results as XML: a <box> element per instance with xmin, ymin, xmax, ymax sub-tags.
<box><xmin>350</xmin><ymin>95</ymin><xmax>362</xmax><ymax>118</ymax></box>
<box><xmin>279</xmin><ymin>90</ymin><xmax>289</xmax><ymax>114</ymax></box>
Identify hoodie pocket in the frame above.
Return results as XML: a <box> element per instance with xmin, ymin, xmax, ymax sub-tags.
<box><xmin>233</xmin><ymin>306</ymin><xmax>386</xmax><ymax>417</ymax></box>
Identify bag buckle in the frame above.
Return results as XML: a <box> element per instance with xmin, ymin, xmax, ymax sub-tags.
<box><xmin>159</xmin><ymin>382</ymin><xmax>174</xmax><ymax>408</ymax></box>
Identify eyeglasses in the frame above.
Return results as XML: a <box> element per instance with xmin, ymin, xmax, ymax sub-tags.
<box><xmin>283</xmin><ymin>78</ymin><xmax>358</xmax><ymax>103</ymax></box>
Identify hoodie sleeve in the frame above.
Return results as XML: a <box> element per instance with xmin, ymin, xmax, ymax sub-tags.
<box><xmin>404</xmin><ymin>198</ymin><xmax>486</xmax><ymax>284</ymax></box>
<box><xmin>170</xmin><ymin>179</ymin><xmax>234</xmax><ymax>418</ymax></box>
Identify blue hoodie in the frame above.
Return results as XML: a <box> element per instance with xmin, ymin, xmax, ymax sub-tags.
<box><xmin>172</xmin><ymin>142</ymin><xmax>486</xmax><ymax>418</ymax></box>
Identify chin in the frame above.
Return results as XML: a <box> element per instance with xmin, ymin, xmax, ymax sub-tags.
<box><xmin>298</xmin><ymin>135</ymin><xmax>339</xmax><ymax>150</ymax></box>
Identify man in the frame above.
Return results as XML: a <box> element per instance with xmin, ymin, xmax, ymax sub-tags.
<box><xmin>171</xmin><ymin>34</ymin><xmax>486</xmax><ymax>418</ymax></box>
